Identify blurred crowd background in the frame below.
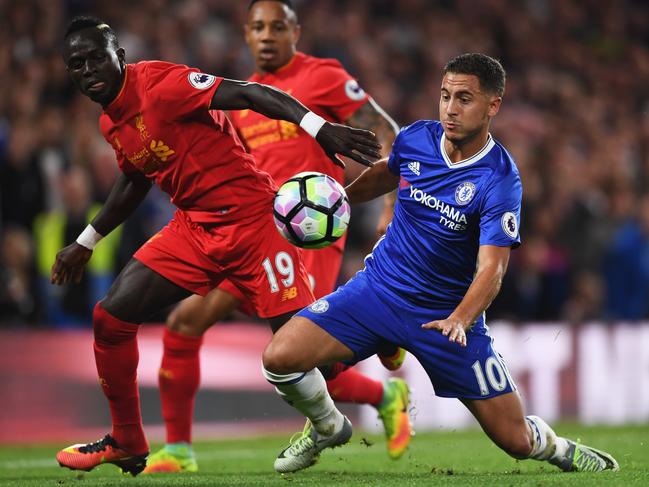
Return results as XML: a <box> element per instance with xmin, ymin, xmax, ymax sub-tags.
<box><xmin>1</xmin><ymin>0</ymin><xmax>649</xmax><ymax>327</ymax></box>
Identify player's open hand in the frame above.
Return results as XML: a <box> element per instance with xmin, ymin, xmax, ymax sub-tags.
<box><xmin>51</xmin><ymin>243</ymin><xmax>93</xmax><ymax>285</ymax></box>
<box><xmin>316</xmin><ymin>122</ymin><xmax>382</xmax><ymax>168</ymax></box>
<box><xmin>422</xmin><ymin>318</ymin><xmax>468</xmax><ymax>347</ymax></box>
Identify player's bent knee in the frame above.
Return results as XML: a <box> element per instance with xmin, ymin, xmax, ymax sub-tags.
<box><xmin>93</xmin><ymin>302</ymin><xmax>138</xmax><ymax>345</ymax></box>
<box><xmin>262</xmin><ymin>340</ymin><xmax>310</xmax><ymax>374</ymax></box>
<box><xmin>166</xmin><ymin>307</ymin><xmax>182</xmax><ymax>331</ymax></box>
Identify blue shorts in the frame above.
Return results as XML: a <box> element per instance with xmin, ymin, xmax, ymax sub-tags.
<box><xmin>298</xmin><ymin>270</ymin><xmax>516</xmax><ymax>399</ymax></box>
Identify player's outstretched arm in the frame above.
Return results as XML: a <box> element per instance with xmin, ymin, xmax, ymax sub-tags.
<box><xmin>344</xmin><ymin>159</ymin><xmax>399</xmax><ymax>205</ymax></box>
<box><xmin>50</xmin><ymin>172</ymin><xmax>152</xmax><ymax>286</ymax></box>
<box><xmin>422</xmin><ymin>245</ymin><xmax>511</xmax><ymax>346</ymax></box>
<box><xmin>210</xmin><ymin>79</ymin><xmax>381</xmax><ymax>168</ymax></box>
<box><xmin>346</xmin><ymin>99</ymin><xmax>399</xmax><ymax>236</ymax></box>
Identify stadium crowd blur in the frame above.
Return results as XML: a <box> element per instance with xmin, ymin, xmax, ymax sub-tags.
<box><xmin>1</xmin><ymin>0</ymin><xmax>649</xmax><ymax>327</ymax></box>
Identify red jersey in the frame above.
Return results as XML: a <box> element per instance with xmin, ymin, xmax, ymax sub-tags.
<box><xmin>230</xmin><ymin>51</ymin><xmax>369</xmax><ymax>188</ymax></box>
<box><xmin>99</xmin><ymin>61</ymin><xmax>276</xmax><ymax>224</ymax></box>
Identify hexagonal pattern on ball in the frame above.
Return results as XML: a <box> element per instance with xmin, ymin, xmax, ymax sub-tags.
<box><xmin>305</xmin><ymin>176</ymin><xmax>340</xmax><ymax>209</ymax></box>
<box><xmin>331</xmin><ymin>203</ymin><xmax>351</xmax><ymax>238</ymax></box>
<box><xmin>290</xmin><ymin>206</ymin><xmax>328</xmax><ymax>242</ymax></box>
<box><xmin>274</xmin><ymin>180</ymin><xmax>302</xmax><ymax>218</ymax></box>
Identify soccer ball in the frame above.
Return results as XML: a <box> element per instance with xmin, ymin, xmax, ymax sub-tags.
<box><xmin>273</xmin><ymin>172</ymin><xmax>351</xmax><ymax>249</ymax></box>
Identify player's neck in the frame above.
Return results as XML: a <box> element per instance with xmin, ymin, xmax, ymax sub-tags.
<box><xmin>443</xmin><ymin>129</ymin><xmax>491</xmax><ymax>164</ymax></box>
<box><xmin>102</xmin><ymin>69</ymin><xmax>128</xmax><ymax>110</ymax></box>
<box><xmin>255</xmin><ymin>52</ymin><xmax>298</xmax><ymax>77</ymax></box>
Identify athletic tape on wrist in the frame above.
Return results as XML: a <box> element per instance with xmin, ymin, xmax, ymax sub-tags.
<box><xmin>299</xmin><ymin>111</ymin><xmax>326</xmax><ymax>138</ymax></box>
<box><xmin>76</xmin><ymin>224</ymin><xmax>103</xmax><ymax>250</ymax></box>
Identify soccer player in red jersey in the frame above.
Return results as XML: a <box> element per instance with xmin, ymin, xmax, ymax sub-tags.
<box><xmin>144</xmin><ymin>0</ymin><xmax>410</xmax><ymax>474</ymax></box>
<box><xmin>51</xmin><ymin>15</ymin><xmax>381</xmax><ymax>476</ymax></box>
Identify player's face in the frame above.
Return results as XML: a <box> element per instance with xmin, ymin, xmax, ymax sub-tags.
<box><xmin>245</xmin><ymin>1</ymin><xmax>300</xmax><ymax>73</ymax></box>
<box><xmin>439</xmin><ymin>73</ymin><xmax>501</xmax><ymax>144</ymax></box>
<box><xmin>63</xmin><ymin>29</ymin><xmax>125</xmax><ymax>107</ymax></box>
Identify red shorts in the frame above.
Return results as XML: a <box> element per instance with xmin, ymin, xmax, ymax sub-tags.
<box><xmin>219</xmin><ymin>236</ymin><xmax>345</xmax><ymax>315</ymax></box>
<box><xmin>134</xmin><ymin>209</ymin><xmax>314</xmax><ymax>318</ymax></box>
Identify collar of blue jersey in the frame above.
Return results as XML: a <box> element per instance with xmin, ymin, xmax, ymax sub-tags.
<box><xmin>440</xmin><ymin>132</ymin><xmax>495</xmax><ymax>169</ymax></box>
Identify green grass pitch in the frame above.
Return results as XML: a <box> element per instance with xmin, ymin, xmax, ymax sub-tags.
<box><xmin>0</xmin><ymin>424</ymin><xmax>647</xmax><ymax>486</ymax></box>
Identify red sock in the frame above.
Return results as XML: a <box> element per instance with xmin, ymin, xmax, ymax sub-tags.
<box><xmin>92</xmin><ymin>303</ymin><xmax>148</xmax><ymax>455</ymax></box>
<box><xmin>325</xmin><ymin>366</ymin><xmax>384</xmax><ymax>406</ymax></box>
<box><xmin>159</xmin><ymin>328</ymin><xmax>203</xmax><ymax>444</ymax></box>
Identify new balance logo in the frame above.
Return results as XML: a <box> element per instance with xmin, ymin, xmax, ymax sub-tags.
<box><xmin>408</xmin><ymin>161</ymin><xmax>421</xmax><ymax>176</ymax></box>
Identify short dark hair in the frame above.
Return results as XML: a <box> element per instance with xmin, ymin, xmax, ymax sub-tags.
<box><xmin>64</xmin><ymin>16</ymin><xmax>119</xmax><ymax>49</ymax></box>
<box><xmin>248</xmin><ymin>0</ymin><xmax>296</xmax><ymax>12</ymax></box>
<box><xmin>443</xmin><ymin>53</ymin><xmax>506</xmax><ymax>97</ymax></box>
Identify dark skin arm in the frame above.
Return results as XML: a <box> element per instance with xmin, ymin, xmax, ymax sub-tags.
<box><xmin>422</xmin><ymin>245</ymin><xmax>511</xmax><ymax>347</ymax></box>
<box><xmin>51</xmin><ymin>171</ymin><xmax>152</xmax><ymax>285</ymax></box>
<box><xmin>211</xmin><ymin>79</ymin><xmax>382</xmax><ymax>168</ymax></box>
<box><xmin>345</xmin><ymin>99</ymin><xmax>399</xmax><ymax>236</ymax></box>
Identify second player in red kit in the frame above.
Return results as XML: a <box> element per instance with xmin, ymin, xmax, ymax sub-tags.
<box><xmin>144</xmin><ymin>0</ymin><xmax>411</xmax><ymax>475</ymax></box>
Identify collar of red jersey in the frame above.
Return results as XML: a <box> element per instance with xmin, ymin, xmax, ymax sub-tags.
<box><xmin>104</xmin><ymin>64</ymin><xmax>132</xmax><ymax>119</ymax></box>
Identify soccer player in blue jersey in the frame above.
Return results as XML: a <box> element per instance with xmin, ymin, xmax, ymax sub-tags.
<box><xmin>260</xmin><ymin>53</ymin><xmax>620</xmax><ymax>474</ymax></box>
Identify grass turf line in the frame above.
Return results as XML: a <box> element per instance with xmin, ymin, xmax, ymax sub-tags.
<box><xmin>0</xmin><ymin>424</ymin><xmax>646</xmax><ymax>486</ymax></box>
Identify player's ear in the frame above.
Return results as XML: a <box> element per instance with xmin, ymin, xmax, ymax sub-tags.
<box><xmin>243</xmin><ymin>23</ymin><xmax>251</xmax><ymax>43</ymax></box>
<box><xmin>487</xmin><ymin>96</ymin><xmax>502</xmax><ymax>118</ymax></box>
<box><xmin>116</xmin><ymin>47</ymin><xmax>126</xmax><ymax>68</ymax></box>
<box><xmin>292</xmin><ymin>23</ymin><xmax>301</xmax><ymax>45</ymax></box>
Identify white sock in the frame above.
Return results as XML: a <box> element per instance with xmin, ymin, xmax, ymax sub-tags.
<box><xmin>262</xmin><ymin>366</ymin><xmax>344</xmax><ymax>436</ymax></box>
<box><xmin>526</xmin><ymin>415</ymin><xmax>570</xmax><ymax>463</ymax></box>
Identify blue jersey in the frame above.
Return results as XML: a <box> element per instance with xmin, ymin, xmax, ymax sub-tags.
<box><xmin>365</xmin><ymin>120</ymin><xmax>522</xmax><ymax>326</ymax></box>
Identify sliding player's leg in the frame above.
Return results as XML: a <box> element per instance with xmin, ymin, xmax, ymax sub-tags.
<box><xmin>56</xmin><ymin>258</ymin><xmax>192</xmax><ymax>476</ymax></box>
<box><xmin>463</xmin><ymin>391</ymin><xmax>619</xmax><ymax>472</ymax></box>
<box><xmin>263</xmin><ymin>315</ymin><xmax>356</xmax><ymax>473</ymax></box>
<box><xmin>262</xmin><ymin>270</ymin><xmax>411</xmax><ymax>472</ymax></box>
<box><xmin>301</xmin><ymin>246</ymin><xmax>410</xmax><ymax>459</ymax></box>
<box><xmin>409</xmin><ymin>320</ymin><xmax>619</xmax><ymax>474</ymax></box>
<box><xmin>144</xmin><ymin>287</ymin><xmax>243</xmax><ymax>474</ymax></box>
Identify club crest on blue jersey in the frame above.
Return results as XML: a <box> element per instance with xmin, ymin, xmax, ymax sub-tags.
<box><xmin>454</xmin><ymin>182</ymin><xmax>476</xmax><ymax>206</ymax></box>
<box><xmin>188</xmin><ymin>72</ymin><xmax>216</xmax><ymax>89</ymax></box>
<box><xmin>501</xmin><ymin>212</ymin><xmax>518</xmax><ymax>238</ymax></box>
<box><xmin>309</xmin><ymin>299</ymin><xmax>329</xmax><ymax>313</ymax></box>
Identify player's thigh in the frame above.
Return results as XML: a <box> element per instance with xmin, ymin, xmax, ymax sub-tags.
<box><xmin>295</xmin><ymin>271</ymin><xmax>400</xmax><ymax>364</ymax></box>
<box><xmin>167</xmin><ymin>287</ymin><xmax>242</xmax><ymax>336</ymax></box>
<box><xmin>300</xmin><ymin>245</ymin><xmax>343</xmax><ymax>299</ymax></box>
<box><xmin>460</xmin><ymin>392</ymin><xmax>531</xmax><ymax>457</ymax></box>
<box><xmin>102</xmin><ymin>258</ymin><xmax>192</xmax><ymax>323</ymax></box>
<box><xmin>225</xmin><ymin>215</ymin><xmax>314</xmax><ymax>319</ymax></box>
<box><xmin>409</xmin><ymin>324</ymin><xmax>517</xmax><ymax>399</ymax></box>
<box><xmin>263</xmin><ymin>315</ymin><xmax>355</xmax><ymax>373</ymax></box>
<box><xmin>135</xmin><ymin>213</ymin><xmax>225</xmax><ymax>297</ymax></box>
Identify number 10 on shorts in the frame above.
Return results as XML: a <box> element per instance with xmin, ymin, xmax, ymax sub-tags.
<box><xmin>471</xmin><ymin>355</ymin><xmax>516</xmax><ymax>396</ymax></box>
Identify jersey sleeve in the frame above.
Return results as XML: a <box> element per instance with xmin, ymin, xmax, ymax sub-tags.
<box><xmin>308</xmin><ymin>61</ymin><xmax>370</xmax><ymax>122</ymax></box>
<box><xmin>147</xmin><ymin>63</ymin><xmax>223</xmax><ymax>120</ymax></box>
<box><xmin>478</xmin><ymin>169</ymin><xmax>522</xmax><ymax>248</ymax></box>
